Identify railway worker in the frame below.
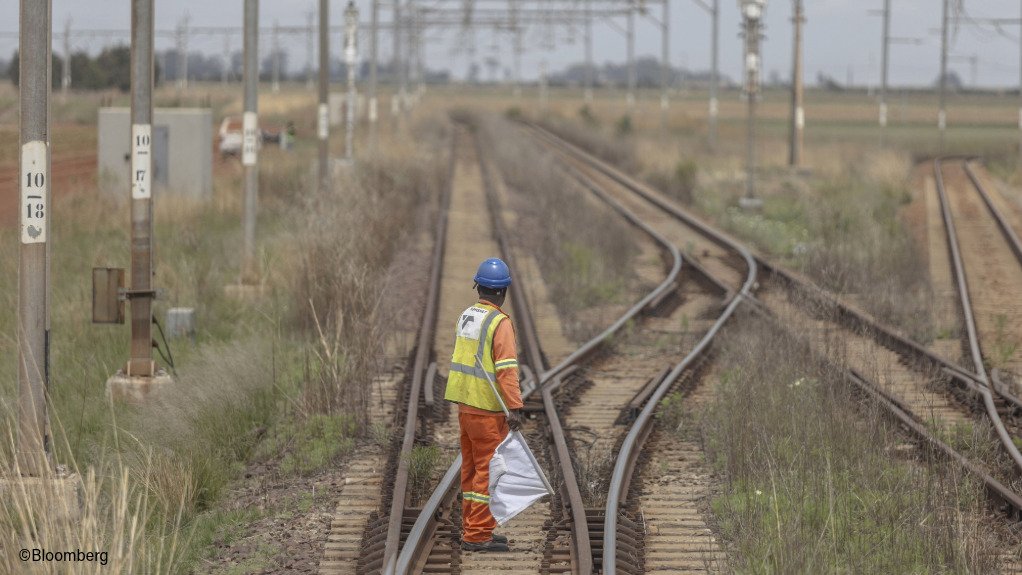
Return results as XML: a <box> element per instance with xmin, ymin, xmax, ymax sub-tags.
<box><xmin>444</xmin><ymin>257</ymin><xmax>524</xmax><ymax>553</ymax></box>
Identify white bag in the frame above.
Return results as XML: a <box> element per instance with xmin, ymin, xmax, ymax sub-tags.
<box><xmin>488</xmin><ymin>431</ymin><xmax>551</xmax><ymax>525</ymax></box>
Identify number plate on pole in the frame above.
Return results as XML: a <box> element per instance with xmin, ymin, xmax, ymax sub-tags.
<box><xmin>131</xmin><ymin>124</ymin><xmax>152</xmax><ymax>200</ymax></box>
<box><xmin>318</xmin><ymin>103</ymin><xmax>329</xmax><ymax>140</ymax></box>
<box><xmin>20</xmin><ymin>140</ymin><xmax>48</xmax><ymax>244</ymax></box>
<box><xmin>243</xmin><ymin>111</ymin><xmax>259</xmax><ymax>166</ymax></box>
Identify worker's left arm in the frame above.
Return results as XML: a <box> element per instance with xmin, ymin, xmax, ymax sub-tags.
<box><xmin>491</xmin><ymin>319</ymin><xmax>523</xmax><ymax>410</ymax></box>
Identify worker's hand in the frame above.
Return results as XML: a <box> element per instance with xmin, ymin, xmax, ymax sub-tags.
<box><xmin>506</xmin><ymin>409</ymin><xmax>524</xmax><ymax>432</ymax></box>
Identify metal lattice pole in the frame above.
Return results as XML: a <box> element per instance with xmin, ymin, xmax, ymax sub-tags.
<box><xmin>17</xmin><ymin>0</ymin><xmax>53</xmax><ymax>476</ymax></box>
<box><xmin>740</xmin><ymin>0</ymin><xmax>765</xmax><ymax>208</ymax></box>
<box><xmin>242</xmin><ymin>0</ymin><xmax>260</xmax><ymax>283</ymax></box>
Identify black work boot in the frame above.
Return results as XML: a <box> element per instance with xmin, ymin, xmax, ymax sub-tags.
<box><xmin>491</xmin><ymin>533</ymin><xmax>508</xmax><ymax>544</ymax></box>
<box><xmin>462</xmin><ymin>538</ymin><xmax>511</xmax><ymax>552</ymax></box>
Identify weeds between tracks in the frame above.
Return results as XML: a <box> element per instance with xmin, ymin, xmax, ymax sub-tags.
<box><xmin>476</xmin><ymin>113</ymin><xmax>641</xmax><ymax>341</ymax></box>
<box><xmin>0</xmin><ymin>106</ymin><xmax>446</xmax><ymax>572</ymax></box>
<box><xmin>695</xmin><ymin>312</ymin><xmax>1008</xmax><ymax>573</ymax></box>
<box><xmin>536</xmin><ymin>113</ymin><xmax>936</xmax><ymax>342</ymax></box>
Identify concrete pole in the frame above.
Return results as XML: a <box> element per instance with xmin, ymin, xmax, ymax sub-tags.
<box><xmin>61</xmin><ymin>18</ymin><xmax>70</xmax><ymax>99</ymax></box>
<box><xmin>939</xmin><ymin>0</ymin><xmax>948</xmax><ymax>152</ymax></box>
<box><xmin>370</xmin><ymin>0</ymin><xmax>379</xmax><ymax>149</ymax></box>
<box><xmin>177</xmin><ymin>15</ymin><xmax>189</xmax><ymax>90</ymax></box>
<box><xmin>540</xmin><ymin>60</ymin><xmax>548</xmax><ymax>112</ymax></box>
<box><xmin>127</xmin><ymin>0</ymin><xmax>156</xmax><ymax>378</ymax></box>
<box><xmin>401</xmin><ymin>0</ymin><xmax>411</xmax><ymax>112</ymax></box>
<box><xmin>513</xmin><ymin>20</ymin><xmax>523</xmax><ymax>98</ymax></box>
<box><xmin>709</xmin><ymin>0</ymin><xmax>719</xmax><ymax>151</ymax></box>
<box><xmin>17</xmin><ymin>0</ymin><xmax>53</xmax><ymax>476</ymax></box>
<box><xmin>879</xmin><ymin>0</ymin><xmax>890</xmax><ymax>147</ymax></box>
<box><xmin>318</xmin><ymin>0</ymin><xmax>330</xmax><ymax>195</ymax></box>
<box><xmin>272</xmin><ymin>20</ymin><xmax>281</xmax><ymax>93</ymax></box>
<box><xmin>307</xmin><ymin>10</ymin><xmax>315</xmax><ymax>90</ymax></box>
<box><xmin>788</xmin><ymin>0</ymin><xmax>804</xmax><ymax>167</ymax></box>
<box><xmin>345</xmin><ymin>1</ymin><xmax>359</xmax><ymax>162</ymax></box>
<box><xmin>661</xmin><ymin>0</ymin><xmax>670</xmax><ymax>124</ymax></box>
<box><xmin>415</xmin><ymin>4</ymin><xmax>424</xmax><ymax>98</ymax></box>
<box><xmin>394</xmin><ymin>0</ymin><xmax>405</xmax><ymax>117</ymax></box>
<box><xmin>222</xmin><ymin>33</ymin><xmax>231</xmax><ymax>85</ymax></box>
<box><xmin>585</xmin><ymin>0</ymin><xmax>593</xmax><ymax>103</ymax></box>
<box><xmin>626</xmin><ymin>3</ymin><xmax>636</xmax><ymax>110</ymax></box>
<box><xmin>242</xmin><ymin>0</ymin><xmax>259</xmax><ymax>283</ymax></box>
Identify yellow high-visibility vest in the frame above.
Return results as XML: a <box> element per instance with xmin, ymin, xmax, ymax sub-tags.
<box><xmin>445</xmin><ymin>302</ymin><xmax>512</xmax><ymax>412</ymax></box>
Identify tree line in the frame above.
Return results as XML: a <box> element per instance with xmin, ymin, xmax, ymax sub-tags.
<box><xmin>8</xmin><ymin>46</ymin><xmax>134</xmax><ymax>91</ymax></box>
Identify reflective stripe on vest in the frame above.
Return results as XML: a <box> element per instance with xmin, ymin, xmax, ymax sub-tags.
<box><xmin>444</xmin><ymin>303</ymin><xmax>511</xmax><ymax>412</ymax></box>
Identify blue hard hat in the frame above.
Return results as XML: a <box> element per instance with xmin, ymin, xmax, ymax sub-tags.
<box><xmin>474</xmin><ymin>258</ymin><xmax>512</xmax><ymax>289</ymax></box>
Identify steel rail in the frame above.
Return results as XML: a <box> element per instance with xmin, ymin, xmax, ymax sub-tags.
<box><xmin>933</xmin><ymin>157</ymin><xmax>1022</xmax><ymax>472</ymax></box>
<box><xmin>473</xmin><ymin>132</ymin><xmax>589</xmax><ymax>569</ymax></box>
<box><xmin>526</xmin><ymin>122</ymin><xmax>1020</xmax><ymax>411</ymax></box>
<box><xmin>962</xmin><ymin>160</ymin><xmax>1022</xmax><ymax>405</ymax></box>
<box><xmin>527</xmin><ymin>122</ymin><xmax>1022</xmax><ymax>570</ymax></box>
<box><xmin>379</xmin><ymin>132</ymin><xmax>456</xmax><ymax>573</ymax></box>
<box><xmin>392</xmin><ymin>123</ymin><xmax>684</xmax><ymax>574</ymax></box>
<box><xmin>522</xmin><ymin>125</ymin><xmax>758</xmax><ymax>575</ymax></box>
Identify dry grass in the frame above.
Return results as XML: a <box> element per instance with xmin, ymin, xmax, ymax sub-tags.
<box><xmin>0</xmin><ymin>85</ymin><xmax>447</xmax><ymax>572</ymax></box>
<box><xmin>475</xmin><ymin>112</ymin><xmax>640</xmax><ymax>340</ymax></box>
<box><xmin>288</xmin><ymin>124</ymin><xmax>445</xmax><ymax>423</ymax></box>
<box><xmin>699</xmin><ymin>312</ymin><xmax>1007</xmax><ymax>573</ymax></box>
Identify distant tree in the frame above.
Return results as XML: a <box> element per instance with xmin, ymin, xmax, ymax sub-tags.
<box><xmin>935</xmin><ymin>71</ymin><xmax>963</xmax><ymax>92</ymax></box>
<box><xmin>816</xmin><ymin>72</ymin><xmax>844</xmax><ymax>91</ymax></box>
<box><xmin>8</xmin><ymin>51</ymin><xmax>64</xmax><ymax>88</ymax></box>
<box><xmin>0</xmin><ymin>57</ymin><xmax>7</xmax><ymax>80</ymax></box>
<box><xmin>70</xmin><ymin>51</ymin><xmax>103</xmax><ymax>89</ymax></box>
<box><xmin>95</xmin><ymin>46</ymin><xmax>132</xmax><ymax>92</ymax></box>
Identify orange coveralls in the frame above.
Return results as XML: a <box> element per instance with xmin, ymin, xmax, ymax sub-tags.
<box><xmin>459</xmin><ymin>301</ymin><xmax>522</xmax><ymax>544</ymax></box>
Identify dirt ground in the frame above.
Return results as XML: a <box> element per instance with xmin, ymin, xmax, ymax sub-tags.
<box><xmin>192</xmin><ymin>456</ymin><xmax>349</xmax><ymax>575</ymax></box>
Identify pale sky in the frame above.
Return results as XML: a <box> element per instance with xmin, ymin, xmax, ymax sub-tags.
<box><xmin>1</xmin><ymin>1</ymin><xmax>1020</xmax><ymax>88</ymax></box>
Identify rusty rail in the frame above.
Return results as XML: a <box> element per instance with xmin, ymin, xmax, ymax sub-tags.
<box><xmin>933</xmin><ymin>157</ymin><xmax>1022</xmax><ymax>472</ymax></box>
<box><xmin>391</xmin><ymin>122</ymin><xmax>684</xmax><ymax>574</ymax></box>
<box><xmin>378</xmin><ymin>131</ymin><xmax>456</xmax><ymax>573</ymax></box>
<box><xmin>522</xmin><ymin>124</ymin><xmax>757</xmax><ymax>575</ymax></box>
<box><xmin>529</xmin><ymin>122</ymin><xmax>1022</xmax><ymax>572</ymax></box>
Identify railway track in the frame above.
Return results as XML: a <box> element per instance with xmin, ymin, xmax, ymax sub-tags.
<box><xmin>343</xmin><ymin>119</ymin><xmax>1022</xmax><ymax>574</ymax></box>
<box><xmin>526</xmin><ymin>124</ymin><xmax>1022</xmax><ymax>573</ymax></box>
<box><xmin>385</xmin><ymin>117</ymin><xmax>751</xmax><ymax>574</ymax></box>
<box><xmin>933</xmin><ymin>158</ymin><xmax>1022</xmax><ymax>406</ymax></box>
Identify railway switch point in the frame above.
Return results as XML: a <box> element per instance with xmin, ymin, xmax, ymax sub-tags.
<box><xmin>106</xmin><ymin>368</ymin><xmax>174</xmax><ymax>403</ymax></box>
